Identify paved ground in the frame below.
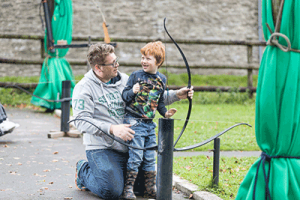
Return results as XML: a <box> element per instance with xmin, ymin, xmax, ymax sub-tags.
<box><xmin>0</xmin><ymin>108</ymin><xmax>189</xmax><ymax>200</ymax></box>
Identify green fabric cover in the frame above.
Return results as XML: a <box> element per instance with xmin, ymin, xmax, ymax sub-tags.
<box><xmin>31</xmin><ymin>0</ymin><xmax>75</xmax><ymax>110</ymax></box>
<box><xmin>236</xmin><ymin>0</ymin><xmax>300</xmax><ymax>199</ymax></box>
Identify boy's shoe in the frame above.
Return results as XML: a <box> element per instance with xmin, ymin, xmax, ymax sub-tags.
<box><xmin>143</xmin><ymin>171</ymin><xmax>157</xmax><ymax>198</ymax></box>
<box><xmin>122</xmin><ymin>170</ymin><xmax>138</xmax><ymax>199</ymax></box>
<box><xmin>75</xmin><ymin>160</ymin><xmax>88</xmax><ymax>191</ymax></box>
<box><xmin>0</xmin><ymin>119</ymin><xmax>19</xmax><ymax>134</ymax></box>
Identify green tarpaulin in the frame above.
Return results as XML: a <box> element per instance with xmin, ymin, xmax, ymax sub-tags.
<box><xmin>31</xmin><ymin>0</ymin><xmax>75</xmax><ymax>110</ymax></box>
<box><xmin>236</xmin><ymin>0</ymin><xmax>300</xmax><ymax>199</ymax></box>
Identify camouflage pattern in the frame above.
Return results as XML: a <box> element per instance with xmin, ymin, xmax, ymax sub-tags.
<box><xmin>129</xmin><ymin>77</ymin><xmax>164</xmax><ymax>119</ymax></box>
<box><xmin>143</xmin><ymin>171</ymin><xmax>157</xmax><ymax>198</ymax></box>
<box><xmin>122</xmin><ymin>170</ymin><xmax>138</xmax><ymax>199</ymax></box>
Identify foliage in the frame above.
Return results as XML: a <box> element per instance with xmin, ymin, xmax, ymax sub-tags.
<box><xmin>173</xmin><ymin>155</ymin><xmax>258</xmax><ymax>200</ymax></box>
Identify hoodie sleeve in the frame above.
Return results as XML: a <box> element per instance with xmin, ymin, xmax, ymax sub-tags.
<box><xmin>163</xmin><ymin>90</ymin><xmax>181</xmax><ymax>105</ymax></box>
<box><xmin>122</xmin><ymin>73</ymin><xmax>136</xmax><ymax>104</ymax></box>
<box><xmin>72</xmin><ymin>84</ymin><xmax>111</xmax><ymax>136</ymax></box>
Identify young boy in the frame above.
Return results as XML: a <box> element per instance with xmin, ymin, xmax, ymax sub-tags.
<box><xmin>121</xmin><ymin>41</ymin><xmax>176</xmax><ymax>199</ymax></box>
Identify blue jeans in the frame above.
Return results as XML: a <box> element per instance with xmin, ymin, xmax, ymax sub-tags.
<box><xmin>78</xmin><ymin>149</ymin><xmax>128</xmax><ymax>200</ymax></box>
<box><xmin>124</xmin><ymin>115</ymin><xmax>157</xmax><ymax>172</ymax></box>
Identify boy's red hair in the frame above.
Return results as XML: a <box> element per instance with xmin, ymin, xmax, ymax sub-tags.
<box><xmin>141</xmin><ymin>41</ymin><xmax>165</xmax><ymax>68</ymax></box>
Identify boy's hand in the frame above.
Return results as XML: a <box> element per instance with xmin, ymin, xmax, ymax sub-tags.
<box><xmin>165</xmin><ymin>108</ymin><xmax>177</xmax><ymax>118</ymax></box>
<box><xmin>133</xmin><ymin>83</ymin><xmax>140</xmax><ymax>94</ymax></box>
<box><xmin>176</xmin><ymin>86</ymin><xmax>194</xmax><ymax>99</ymax></box>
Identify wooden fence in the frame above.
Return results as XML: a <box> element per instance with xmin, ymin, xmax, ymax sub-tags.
<box><xmin>0</xmin><ymin>34</ymin><xmax>266</xmax><ymax>92</ymax></box>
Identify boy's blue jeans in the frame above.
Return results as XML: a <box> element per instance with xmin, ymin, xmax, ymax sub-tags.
<box><xmin>78</xmin><ymin>149</ymin><xmax>128</xmax><ymax>200</ymax></box>
<box><xmin>124</xmin><ymin>115</ymin><xmax>157</xmax><ymax>172</ymax></box>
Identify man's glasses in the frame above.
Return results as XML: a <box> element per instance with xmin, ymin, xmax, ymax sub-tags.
<box><xmin>101</xmin><ymin>57</ymin><xmax>119</xmax><ymax>68</ymax></box>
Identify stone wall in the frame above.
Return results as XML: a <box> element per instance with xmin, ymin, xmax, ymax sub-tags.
<box><xmin>0</xmin><ymin>0</ymin><xmax>263</xmax><ymax>77</ymax></box>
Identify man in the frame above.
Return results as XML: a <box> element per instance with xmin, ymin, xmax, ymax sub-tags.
<box><xmin>72</xmin><ymin>43</ymin><xmax>193</xmax><ymax>199</ymax></box>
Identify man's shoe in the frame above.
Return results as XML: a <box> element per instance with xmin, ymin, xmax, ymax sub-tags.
<box><xmin>75</xmin><ymin>160</ymin><xmax>88</xmax><ymax>191</ymax></box>
<box><xmin>0</xmin><ymin>119</ymin><xmax>19</xmax><ymax>134</ymax></box>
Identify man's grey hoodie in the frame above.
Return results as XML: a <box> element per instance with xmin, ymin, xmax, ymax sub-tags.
<box><xmin>72</xmin><ymin>69</ymin><xmax>180</xmax><ymax>153</ymax></box>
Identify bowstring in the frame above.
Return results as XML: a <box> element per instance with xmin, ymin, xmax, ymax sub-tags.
<box><xmin>164</xmin><ymin>26</ymin><xmax>170</xmax><ymax>112</ymax></box>
<box><xmin>91</xmin><ymin>0</ymin><xmax>106</xmax><ymax>23</ymax></box>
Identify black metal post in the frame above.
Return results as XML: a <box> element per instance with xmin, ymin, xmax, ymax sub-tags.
<box><xmin>157</xmin><ymin>118</ymin><xmax>174</xmax><ymax>200</ymax></box>
<box><xmin>42</xmin><ymin>0</ymin><xmax>55</xmax><ymax>53</ymax></box>
<box><xmin>213</xmin><ymin>138</ymin><xmax>220</xmax><ymax>186</ymax></box>
<box><xmin>60</xmin><ymin>80</ymin><xmax>71</xmax><ymax>133</ymax></box>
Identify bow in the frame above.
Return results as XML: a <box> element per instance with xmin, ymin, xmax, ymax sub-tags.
<box><xmin>91</xmin><ymin>0</ymin><xmax>117</xmax><ymax>47</ymax></box>
<box><xmin>163</xmin><ymin>18</ymin><xmax>252</xmax><ymax>151</ymax></box>
<box><xmin>163</xmin><ymin>18</ymin><xmax>192</xmax><ymax>147</ymax></box>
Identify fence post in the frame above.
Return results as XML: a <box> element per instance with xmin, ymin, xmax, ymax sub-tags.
<box><xmin>157</xmin><ymin>118</ymin><xmax>174</xmax><ymax>200</ymax></box>
<box><xmin>213</xmin><ymin>138</ymin><xmax>220</xmax><ymax>186</ymax></box>
<box><xmin>247</xmin><ymin>37</ymin><xmax>253</xmax><ymax>98</ymax></box>
<box><xmin>60</xmin><ymin>80</ymin><xmax>71</xmax><ymax>133</ymax></box>
<box><xmin>48</xmin><ymin>81</ymin><xmax>81</xmax><ymax>139</ymax></box>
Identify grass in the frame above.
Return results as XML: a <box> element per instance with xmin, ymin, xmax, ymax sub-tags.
<box><xmin>0</xmin><ymin>76</ymin><xmax>38</xmax><ymax>106</ymax></box>
<box><xmin>154</xmin><ymin>102</ymin><xmax>258</xmax><ymax>151</ymax></box>
<box><xmin>159</xmin><ymin>70</ymin><xmax>258</xmax><ymax>88</ymax></box>
<box><xmin>173</xmin><ymin>155</ymin><xmax>258</xmax><ymax>200</ymax></box>
<box><xmin>0</xmin><ymin>88</ymin><xmax>35</xmax><ymax>106</ymax></box>
<box><xmin>185</xmin><ymin>90</ymin><xmax>255</xmax><ymax>105</ymax></box>
<box><xmin>0</xmin><ymin>76</ymin><xmax>40</xmax><ymax>83</ymax></box>
<box><xmin>0</xmin><ymin>73</ymin><xmax>258</xmax><ymax>87</ymax></box>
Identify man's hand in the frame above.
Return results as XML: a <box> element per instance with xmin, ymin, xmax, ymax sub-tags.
<box><xmin>176</xmin><ymin>86</ymin><xmax>194</xmax><ymax>99</ymax></box>
<box><xmin>110</xmin><ymin>124</ymin><xmax>135</xmax><ymax>141</ymax></box>
<box><xmin>133</xmin><ymin>83</ymin><xmax>140</xmax><ymax>94</ymax></box>
<box><xmin>165</xmin><ymin>108</ymin><xmax>177</xmax><ymax>118</ymax></box>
